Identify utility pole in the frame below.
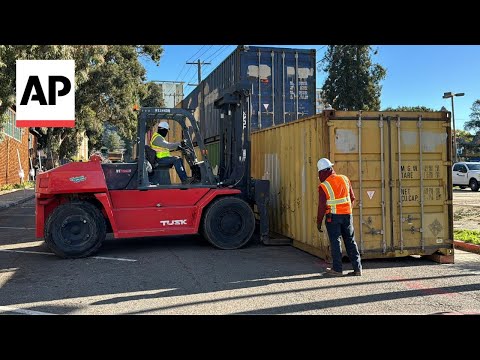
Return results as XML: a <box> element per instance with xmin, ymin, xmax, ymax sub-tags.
<box><xmin>186</xmin><ymin>59</ymin><xmax>211</xmax><ymax>86</ymax></box>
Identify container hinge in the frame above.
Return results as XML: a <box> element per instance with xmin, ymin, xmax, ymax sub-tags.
<box><xmin>444</xmin><ymin>200</ymin><xmax>453</xmax><ymax>205</ymax></box>
<box><xmin>442</xmin><ymin>123</ymin><xmax>451</xmax><ymax>128</ymax></box>
<box><xmin>326</xmin><ymin>121</ymin><xmax>335</xmax><ymax>127</ymax></box>
<box><xmin>444</xmin><ymin>161</ymin><xmax>452</xmax><ymax>166</ymax></box>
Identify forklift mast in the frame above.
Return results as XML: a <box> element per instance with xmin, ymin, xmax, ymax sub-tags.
<box><xmin>214</xmin><ymin>82</ymin><xmax>270</xmax><ymax>242</ymax></box>
<box><xmin>214</xmin><ymin>82</ymin><xmax>252</xmax><ymax>197</ymax></box>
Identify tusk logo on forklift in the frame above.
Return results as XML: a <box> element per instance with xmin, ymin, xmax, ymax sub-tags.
<box><xmin>69</xmin><ymin>175</ymin><xmax>86</xmax><ymax>183</ymax></box>
<box><xmin>243</xmin><ymin>111</ymin><xmax>247</xmax><ymax>130</ymax></box>
<box><xmin>160</xmin><ymin>219</ymin><xmax>187</xmax><ymax>226</ymax></box>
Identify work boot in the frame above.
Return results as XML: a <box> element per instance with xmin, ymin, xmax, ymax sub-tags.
<box><xmin>324</xmin><ymin>268</ymin><xmax>344</xmax><ymax>277</ymax></box>
<box><xmin>347</xmin><ymin>270</ymin><xmax>362</xmax><ymax>276</ymax></box>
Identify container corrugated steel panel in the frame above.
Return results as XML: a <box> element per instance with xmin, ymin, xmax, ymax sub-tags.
<box><xmin>182</xmin><ymin>45</ymin><xmax>316</xmax><ymax>141</ymax></box>
<box><xmin>251</xmin><ymin>110</ymin><xmax>454</xmax><ymax>260</ymax></box>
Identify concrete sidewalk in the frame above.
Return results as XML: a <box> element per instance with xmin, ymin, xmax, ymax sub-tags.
<box><xmin>0</xmin><ymin>188</ymin><xmax>35</xmax><ymax>211</ymax></box>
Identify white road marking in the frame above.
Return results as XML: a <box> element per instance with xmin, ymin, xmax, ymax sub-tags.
<box><xmin>0</xmin><ymin>305</ymin><xmax>55</xmax><ymax>315</ymax></box>
<box><xmin>0</xmin><ymin>248</ymin><xmax>137</xmax><ymax>262</ymax></box>
<box><xmin>0</xmin><ymin>241</ymin><xmax>45</xmax><ymax>249</ymax></box>
<box><xmin>91</xmin><ymin>256</ymin><xmax>137</xmax><ymax>262</ymax></box>
<box><xmin>0</xmin><ymin>226</ymin><xmax>35</xmax><ymax>230</ymax></box>
<box><xmin>0</xmin><ymin>249</ymin><xmax>55</xmax><ymax>256</ymax></box>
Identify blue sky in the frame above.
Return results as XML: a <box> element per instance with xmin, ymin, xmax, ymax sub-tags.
<box><xmin>141</xmin><ymin>45</ymin><xmax>480</xmax><ymax>132</ymax></box>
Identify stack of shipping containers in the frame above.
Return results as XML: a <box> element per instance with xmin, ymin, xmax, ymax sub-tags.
<box><xmin>179</xmin><ymin>45</ymin><xmax>317</xmax><ymax>171</ymax></box>
<box><xmin>174</xmin><ymin>45</ymin><xmax>453</xmax><ymax>261</ymax></box>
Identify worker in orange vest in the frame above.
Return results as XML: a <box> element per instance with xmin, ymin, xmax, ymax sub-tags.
<box><xmin>317</xmin><ymin>158</ymin><xmax>362</xmax><ymax>277</ymax></box>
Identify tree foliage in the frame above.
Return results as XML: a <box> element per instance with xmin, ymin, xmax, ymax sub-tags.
<box><xmin>103</xmin><ymin>131</ymin><xmax>125</xmax><ymax>151</ymax></box>
<box><xmin>320</xmin><ymin>45</ymin><xmax>386</xmax><ymax>111</ymax></box>
<box><xmin>465</xmin><ymin>99</ymin><xmax>480</xmax><ymax>134</ymax></box>
<box><xmin>382</xmin><ymin>106</ymin><xmax>436</xmax><ymax>112</ymax></box>
<box><xmin>0</xmin><ymin>45</ymin><xmax>163</xmax><ymax>165</ymax></box>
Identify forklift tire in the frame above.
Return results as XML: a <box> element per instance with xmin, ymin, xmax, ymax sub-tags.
<box><xmin>201</xmin><ymin>196</ymin><xmax>255</xmax><ymax>250</ymax></box>
<box><xmin>45</xmin><ymin>201</ymin><xmax>106</xmax><ymax>258</ymax></box>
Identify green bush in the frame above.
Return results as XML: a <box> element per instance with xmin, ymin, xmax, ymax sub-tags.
<box><xmin>0</xmin><ymin>181</ymin><xmax>35</xmax><ymax>191</ymax></box>
<box><xmin>454</xmin><ymin>230</ymin><xmax>480</xmax><ymax>245</ymax></box>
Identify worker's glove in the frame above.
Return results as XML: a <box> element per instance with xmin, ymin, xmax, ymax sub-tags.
<box><xmin>180</xmin><ymin>139</ymin><xmax>187</xmax><ymax>147</ymax></box>
<box><xmin>317</xmin><ymin>223</ymin><xmax>323</xmax><ymax>233</ymax></box>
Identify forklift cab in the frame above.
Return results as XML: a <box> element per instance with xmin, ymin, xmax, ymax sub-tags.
<box><xmin>137</xmin><ymin>108</ymin><xmax>217</xmax><ymax>189</ymax></box>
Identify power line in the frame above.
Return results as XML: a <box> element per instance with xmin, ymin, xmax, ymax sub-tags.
<box><xmin>176</xmin><ymin>45</ymin><xmax>206</xmax><ymax>82</ymax></box>
<box><xmin>316</xmin><ymin>45</ymin><xmax>328</xmax><ymax>64</ymax></box>
<box><xmin>196</xmin><ymin>45</ymin><xmax>214</xmax><ymax>61</ymax></box>
<box><xmin>204</xmin><ymin>45</ymin><xmax>228</xmax><ymax>62</ymax></box>
<box><xmin>186</xmin><ymin>45</ymin><xmax>206</xmax><ymax>63</ymax></box>
<box><xmin>186</xmin><ymin>59</ymin><xmax>211</xmax><ymax>86</ymax></box>
<box><xmin>202</xmin><ymin>45</ymin><xmax>236</xmax><ymax>79</ymax></box>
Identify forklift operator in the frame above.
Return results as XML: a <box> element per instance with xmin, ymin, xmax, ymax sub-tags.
<box><xmin>150</xmin><ymin>121</ymin><xmax>191</xmax><ymax>184</ymax></box>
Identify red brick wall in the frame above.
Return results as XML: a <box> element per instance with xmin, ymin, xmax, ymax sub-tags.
<box><xmin>0</xmin><ymin>130</ymin><xmax>30</xmax><ymax>187</ymax></box>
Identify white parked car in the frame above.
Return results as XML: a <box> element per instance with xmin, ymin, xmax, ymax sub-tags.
<box><xmin>452</xmin><ymin>162</ymin><xmax>480</xmax><ymax>192</ymax></box>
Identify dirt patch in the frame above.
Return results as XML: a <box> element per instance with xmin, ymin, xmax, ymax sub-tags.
<box><xmin>453</xmin><ymin>189</ymin><xmax>480</xmax><ymax>231</ymax></box>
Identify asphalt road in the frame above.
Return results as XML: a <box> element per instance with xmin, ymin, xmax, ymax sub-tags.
<box><xmin>0</xmin><ymin>199</ymin><xmax>479</xmax><ymax>315</ymax></box>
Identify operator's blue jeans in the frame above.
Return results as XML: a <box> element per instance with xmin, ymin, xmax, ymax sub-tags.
<box><xmin>325</xmin><ymin>214</ymin><xmax>362</xmax><ymax>273</ymax></box>
<box><xmin>156</xmin><ymin>156</ymin><xmax>187</xmax><ymax>181</ymax></box>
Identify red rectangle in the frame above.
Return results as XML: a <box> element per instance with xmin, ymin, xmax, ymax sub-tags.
<box><xmin>16</xmin><ymin>120</ymin><xmax>75</xmax><ymax>128</ymax></box>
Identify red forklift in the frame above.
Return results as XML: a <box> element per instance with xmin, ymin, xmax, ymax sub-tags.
<box><xmin>35</xmin><ymin>83</ymin><xmax>270</xmax><ymax>258</ymax></box>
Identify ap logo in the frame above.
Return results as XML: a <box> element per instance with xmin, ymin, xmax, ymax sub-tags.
<box><xmin>16</xmin><ymin>60</ymin><xmax>75</xmax><ymax>128</ymax></box>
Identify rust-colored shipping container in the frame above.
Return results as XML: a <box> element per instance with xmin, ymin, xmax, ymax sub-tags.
<box><xmin>251</xmin><ymin>110</ymin><xmax>454</xmax><ymax>261</ymax></box>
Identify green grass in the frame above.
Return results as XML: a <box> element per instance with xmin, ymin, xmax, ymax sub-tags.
<box><xmin>454</xmin><ymin>230</ymin><xmax>480</xmax><ymax>245</ymax></box>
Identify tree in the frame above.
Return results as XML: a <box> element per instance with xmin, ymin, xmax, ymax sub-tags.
<box><xmin>0</xmin><ymin>45</ymin><xmax>164</xmax><ymax>166</ymax></box>
<box><xmin>142</xmin><ymin>82</ymin><xmax>165</xmax><ymax>130</ymax></box>
<box><xmin>103</xmin><ymin>131</ymin><xmax>125</xmax><ymax>151</ymax></box>
<box><xmin>320</xmin><ymin>45</ymin><xmax>386</xmax><ymax>111</ymax></box>
<box><xmin>382</xmin><ymin>106</ymin><xmax>436</xmax><ymax>112</ymax></box>
<box><xmin>465</xmin><ymin>99</ymin><xmax>480</xmax><ymax>134</ymax></box>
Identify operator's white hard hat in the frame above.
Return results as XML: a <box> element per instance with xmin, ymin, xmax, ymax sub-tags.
<box><xmin>158</xmin><ymin>121</ymin><xmax>170</xmax><ymax>130</ymax></box>
<box><xmin>317</xmin><ymin>158</ymin><xmax>334</xmax><ymax>171</ymax></box>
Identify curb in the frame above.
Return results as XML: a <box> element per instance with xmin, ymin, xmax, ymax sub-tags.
<box><xmin>454</xmin><ymin>240</ymin><xmax>480</xmax><ymax>254</ymax></box>
<box><xmin>0</xmin><ymin>194</ymin><xmax>35</xmax><ymax>212</ymax></box>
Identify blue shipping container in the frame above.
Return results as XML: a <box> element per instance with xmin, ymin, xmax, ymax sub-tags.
<box><xmin>181</xmin><ymin>45</ymin><xmax>316</xmax><ymax>141</ymax></box>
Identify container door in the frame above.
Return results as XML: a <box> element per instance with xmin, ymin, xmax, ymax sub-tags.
<box><xmin>390</xmin><ymin>116</ymin><xmax>450</xmax><ymax>253</ymax></box>
<box><xmin>244</xmin><ymin>49</ymin><xmax>274</xmax><ymax>131</ymax></box>
<box><xmin>329</xmin><ymin>115</ymin><xmax>390</xmax><ymax>255</ymax></box>
<box><xmin>280</xmin><ymin>51</ymin><xmax>298</xmax><ymax>124</ymax></box>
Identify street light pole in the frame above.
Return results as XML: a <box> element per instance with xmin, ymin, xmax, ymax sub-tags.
<box><xmin>443</xmin><ymin>92</ymin><xmax>465</xmax><ymax>163</ymax></box>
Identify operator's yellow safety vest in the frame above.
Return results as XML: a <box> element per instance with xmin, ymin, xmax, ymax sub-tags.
<box><xmin>319</xmin><ymin>174</ymin><xmax>352</xmax><ymax>215</ymax></box>
<box><xmin>150</xmin><ymin>133</ymin><xmax>170</xmax><ymax>159</ymax></box>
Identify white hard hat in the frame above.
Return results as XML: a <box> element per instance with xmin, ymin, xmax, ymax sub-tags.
<box><xmin>317</xmin><ymin>158</ymin><xmax>334</xmax><ymax>171</ymax></box>
<box><xmin>158</xmin><ymin>121</ymin><xmax>170</xmax><ymax>130</ymax></box>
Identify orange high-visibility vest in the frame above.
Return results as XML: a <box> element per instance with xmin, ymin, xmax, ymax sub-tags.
<box><xmin>319</xmin><ymin>174</ymin><xmax>352</xmax><ymax>215</ymax></box>
<box><xmin>150</xmin><ymin>133</ymin><xmax>170</xmax><ymax>159</ymax></box>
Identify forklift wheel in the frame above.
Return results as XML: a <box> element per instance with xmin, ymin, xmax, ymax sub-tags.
<box><xmin>45</xmin><ymin>201</ymin><xmax>106</xmax><ymax>258</ymax></box>
<box><xmin>202</xmin><ymin>197</ymin><xmax>255</xmax><ymax>250</ymax></box>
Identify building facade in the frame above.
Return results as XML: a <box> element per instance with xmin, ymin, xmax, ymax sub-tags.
<box><xmin>0</xmin><ymin>108</ymin><xmax>33</xmax><ymax>186</ymax></box>
<box><xmin>156</xmin><ymin>81</ymin><xmax>184</xmax><ymax>108</ymax></box>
